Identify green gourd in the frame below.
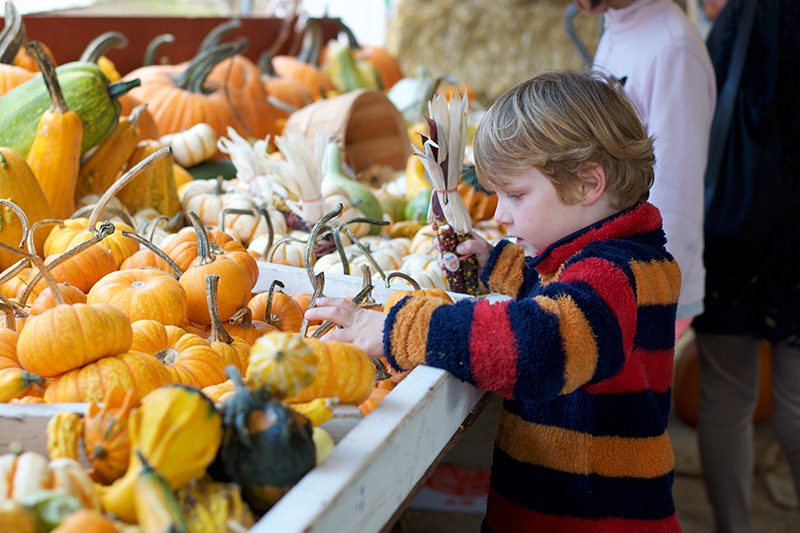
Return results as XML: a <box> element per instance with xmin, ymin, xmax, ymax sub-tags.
<box><xmin>211</xmin><ymin>367</ymin><xmax>316</xmax><ymax>513</ymax></box>
<box><xmin>322</xmin><ymin>141</ymin><xmax>384</xmax><ymax>229</ymax></box>
<box><xmin>0</xmin><ymin>61</ymin><xmax>140</xmax><ymax>157</ymax></box>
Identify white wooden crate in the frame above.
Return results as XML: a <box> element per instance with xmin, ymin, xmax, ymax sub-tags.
<box><xmin>0</xmin><ymin>261</ymin><xmax>487</xmax><ymax>532</ymax></box>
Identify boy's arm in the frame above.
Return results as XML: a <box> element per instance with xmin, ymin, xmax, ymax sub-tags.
<box><xmin>479</xmin><ymin>240</ymin><xmax>536</xmax><ymax>299</ymax></box>
<box><xmin>385</xmin><ymin>250</ymin><xmax>664</xmax><ymax>402</ymax></box>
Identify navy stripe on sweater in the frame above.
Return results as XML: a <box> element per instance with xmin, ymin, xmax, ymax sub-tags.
<box><xmin>490</xmin><ymin>449</ymin><xmax>677</xmax><ymax>521</ymax></box>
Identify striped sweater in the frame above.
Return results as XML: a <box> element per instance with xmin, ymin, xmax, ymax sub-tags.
<box><xmin>383</xmin><ymin>202</ymin><xmax>682</xmax><ymax>532</ymax></box>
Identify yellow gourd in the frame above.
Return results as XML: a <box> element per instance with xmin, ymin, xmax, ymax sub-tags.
<box><xmin>46</xmin><ymin>412</ymin><xmax>83</xmax><ymax>461</ymax></box>
<box><xmin>24</xmin><ymin>42</ymin><xmax>83</xmax><ymax>220</ymax></box>
<box><xmin>246</xmin><ymin>331</ymin><xmax>318</xmax><ymax>400</ymax></box>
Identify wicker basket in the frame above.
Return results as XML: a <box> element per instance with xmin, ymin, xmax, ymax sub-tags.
<box><xmin>284</xmin><ymin>89</ymin><xmax>411</xmax><ymax>173</ymax></box>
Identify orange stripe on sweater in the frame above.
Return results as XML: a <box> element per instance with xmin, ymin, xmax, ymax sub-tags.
<box><xmin>487</xmin><ymin>243</ymin><xmax>526</xmax><ymax>297</ymax></box>
<box><xmin>533</xmin><ymin>294</ymin><xmax>598</xmax><ymax>394</ymax></box>
<box><xmin>630</xmin><ymin>259</ymin><xmax>681</xmax><ymax>306</ymax></box>
<box><xmin>495</xmin><ymin>410</ymin><xmax>675</xmax><ymax>478</ymax></box>
<box><xmin>389</xmin><ymin>296</ymin><xmax>449</xmax><ymax>370</ymax></box>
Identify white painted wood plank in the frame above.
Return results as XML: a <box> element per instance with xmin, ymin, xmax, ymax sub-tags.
<box><xmin>251</xmin><ymin>366</ymin><xmax>484</xmax><ymax>533</ymax></box>
<box><xmin>0</xmin><ymin>404</ymin><xmax>88</xmax><ymax>457</ymax></box>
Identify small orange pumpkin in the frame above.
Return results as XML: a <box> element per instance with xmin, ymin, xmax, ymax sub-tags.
<box><xmin>87</xmin><ymin>268</ymin><xmax>188</xmax><ymax>326</ymax></box>
<box><xmin>82</xmin><ymin>387</ymin><xmax>138</xmax><ymax>485</ymax></box>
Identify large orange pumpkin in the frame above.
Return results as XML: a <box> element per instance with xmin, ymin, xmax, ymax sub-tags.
<box><xmin>87</xmin><ymin>268</ymin><xmax>188</xmax><ymax>326</ymax></box>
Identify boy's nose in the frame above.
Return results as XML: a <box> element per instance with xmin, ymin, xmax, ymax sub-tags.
<box><xmin>494</xmin><ymin>205</ymin><xmax>511</xmax><ymax>226</ymax></box>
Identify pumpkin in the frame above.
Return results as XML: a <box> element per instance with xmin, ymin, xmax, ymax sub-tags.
<box><xmin>258</xmin><ymin>51</ymin><xmax>313</xmax><ymax>113</ymax></box>
<box><xmin>29</xmin><ymin>284</ymin><xmax>87</xmax><ymax>316</ymax></box>
<box><xmin>46</xmin><ymin>411</ymin><xmax>83</xmax><ymax>461</ymax></box>
<box><xmin>271</xmin><ymin>54</ymin><xmax>335</xmax><ymax>101</ymax></box>
<box><xmin>212</xmin><ymin>366</ymin><xmax>316</xmax><ymax>513</ymax></box>
<box><xmin>358</xmin><ymin>380</ymin><xmax>396</xmax><ymax>416</ymax></box>
<box><xmin>82</xmin><ymin>387</ymin><xmax>137</xmax><ymax>485</ymax></box>
<box><xmin>24</xmin><ymin>41</ymin><xmax>83</xmax><ymax>220</ymax></box>
<box><xmin>0</xmin><ymin>266</ymin><xmax>30</xmax><ymax>300</ymax></box>
<box><xmin>179</xmin><ymin>212</ymin><xmax>252</xmax><ymax>325</ymax></box>
<box><xmin>247</xmin><ymin>281</ymin><xmax>304</xmax><ymax>333</ymax></box>
<box><xmin>175</xmin><ymin>477</ymin><xmax>255</xmax><ymax>533</ymax></box>
<box><xmin>353</xmin><ymin>45</ymin><xmax>403</xmax><ymax>91</ymax></box>
<box><xmin>88</xmin><ymin>268</ymin><xmax>188</xmax><ymax>326</ymax></box>
<box><xmin>202</xmin><ymin>379</ymin><xmax>235</xmax><ymax>405</ymax></box>
<box><xmin>159</xmin><ymin>122</ymin><xmax>218</xmax><ymax>168</ymax></box>
<box><xmin>246</xmin><ymin>331</ymin><xmax>318</xmax><ymax>400</ymax></box>
<box><xmin>16</xmin><ymin>248</ymin><xmax>134</xmax><ymax>376</ymax></box>
<box><xmin>383</xmin><ymin>271</ymin><xmax>454</xmax><ymax>311</ymax></box>
<box><xmin>0</xmin><ymin>451</ymin><xmax>101</xmax><ymax>509</ymax></box>
<box><xmin>50</xmin><ymin>508</ymin><xmax>120</xmax><ymax>533</ymax></box>
<box><xmin>0</xmin><ymin>500</ymin><xmax>37</xmax><ymax>533</ymax></box>
<box><xmin>458</xmin><ymin>182</ymin><xmax>497</xmax><ymax>224</ymax></box>
<box><xmin>282</xmin><ymin>336</ymin><xmax>376</xmax><ymax>405</ymax></box>
<box><xmin>79</xmin><ymin>31</ymin><xmax>128</xmax><ymax>82</ymax></box>
<box><xmin>0</xmin><ymin>4</ymin><xmax>38</xmax><ymax>91</ymax></box>
<box><xmin>44</xmin><ymin>352</ymin><xmax>172</xmax><ymax>404</ymax></box>
<box><xmin>123</xmin><ymin>41</ymin><xmax>279</xmax><ymax>145</ymax></box>
<box><xmin>100</xmin><ymin>384</ymin><xmax>223</xmax><ymax>523</ymax></box>
<box><xmin>0</xmin><ymin>328</ymin><xmax>43</xmax><ymax>399</ymax></box>
<box><xmin>220</xmin><ymin>306</ymin><xmax>277</xmax><ymax>346</ymax></box>
<box><xmin>673</xmin><ymin>334</ymin><xmax>773</xmax><ymax>427</ymax></box>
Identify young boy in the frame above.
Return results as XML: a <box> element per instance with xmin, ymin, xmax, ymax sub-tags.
<box><xmin>305</xmin><ymin>69</ymin><xmax>682</xmax><ymax>532</ymax></box>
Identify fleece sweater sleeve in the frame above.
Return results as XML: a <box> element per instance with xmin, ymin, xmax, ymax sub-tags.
<box><xmin>384</xmin><ymin>247</ymin><xmax>641</xmax><ymax>401</ymax></box>
<box><xmin>479</xmin><ymin>240</ymin><xmax>534</xmax><ymax>299</ymax></box>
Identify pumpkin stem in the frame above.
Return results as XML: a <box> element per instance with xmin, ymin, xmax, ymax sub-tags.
<box><xmin>385</xmin><ymin>271</ymin><xmax>422</xmax><ymax>291</ymax></box>
<box><xmin>298</xmin><ymin>272</ymin><xmax>324</xmax><ymax>338</ymax></box>
<box><xmin>255</xmin><ymin>203</ymin><xmax>275</xmax><ymax>261</ymax></box>
<box><xmin>28</xmin><ymin>41</ymin><xmax>69</xmax><ymax>114</ymax></box>
<box><xmin>0</xmin><ymin>199</ymin><xmax>29</xmax><ymax>250</ymax></box>
<box><xmin>90</xmin><ymin>444</ymin><xmax>108</xmax><ymax>460</ymax></box>
<box><xmin>146</xmin><ymin>215</ymin><xmax>170</xmax><ymax>243</ymax></box>
<box><xmin>264</xmin><ymin>279</ymin><xmax>284</xmax><ymax>329</ymax></box>
<box><xmin>107</xmin><ymin>78</ymin><xmax>141</xmax><ymax>100</ymax></box>
<box><xmin>344</xmin><ymin>226</ymin><xmax>387</xmax><ymax>282</ymax></box>
<box><xmin>257</xmin><ymin>50</ymin><xmax>278</xmax><ymax>78</ymax></box>
<box><xmin>304</xmin><ymin>203</ymin><xmax>343</xmax><ymax>288</ymax></box>
<box><xmin>128</xmin><ymin>103</ymin><xmax>147</xmax><ymax>128</ymax></box>
<box><xmin>225</xmin><ymin>364</ymin><xmax>247</xmax><ymax>391</ymax></box>
<box><xmin>229</xmin><ymin>306</ymin><xmax>254</xmax><ymax>327</ymax></box>
<box><xmin>206</xmin><ymin>274</ymin><xmax>235</xmax><ymax>344</ymax></box>
<box><xmin>266</xmin><ymin>234</ymin><xmax>306</xmax><ymax>264</ymax></box>
<box><xmin>143</xmin><ymin>33</ymin><xmax>174</xmax><ymax>66</ymax></box>
<box><xmin>87</xmin><ymin>146</ymin><xmax>172</xmax><ymax>232</ymax></box>
<box><xmin>70</xmin><ymin>205</ymin><xmax>136</xmax><ymax>229</ymax></box>
<box><xmin>310</xmin><ymin>275</ymin><xmax>375</xmax><ymax>339</ymax></box>
<box><xmin>218</xmin><ymin>208</ymin><xmax>255</xmax><ymax>238</ymax></box>
<box><xmin>120</xmin><ymin>229</ymin><xmax>183</xmax><ymax>278</ymax></box>
<box><xmin>196</xmin><ymin>18</ymin><xmax>241</xmax><ymax>56</ymax></box>
<box><xmin>18</xmin><ymin>221</ymin><xmax>116</xmax><ymax>306</ymax></box>
<box><xmin>173</xmin><ymin>40</ymin><xmax>248</xmax><ymax>94</ymax></box>
<box><xmin>295</xmin><ymin>17</ymin><xmax>324</xmax><ymax>66</ymax></box>
<box><xmin>0</xmin><ymin>299</ymin><xmax>17</xmax><ymax>330</ymax></box>
<box><xmin>0</xmin><ymin>2</ymin><xmax>24</xmax><ymax>65</ymax></box>
<box><xmin>186</xmin><ymin>211</ymin><xmax>215</xmax><ymax>267</ymax></box>
<box><xmin>80</xmin><ymin>31</ymin><xmax>129</xmax><ymax>64</ymax></box>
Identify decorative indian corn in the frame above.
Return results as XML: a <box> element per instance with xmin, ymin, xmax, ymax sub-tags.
<box><xmin>414</xmin><ymin>91</ymin><xmax>479</xmax><ymax>295</ymax></box>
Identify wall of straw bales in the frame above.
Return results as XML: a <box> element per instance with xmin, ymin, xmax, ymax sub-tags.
<box><xmin>386</xmin><ymin>0</ymin><xmax>602</xmax><ymax>105</ymax></box>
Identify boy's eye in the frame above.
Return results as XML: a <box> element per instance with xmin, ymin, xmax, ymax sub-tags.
<box><xmin>506</xmin><ymin>193</ymin><xmax>522</xmax><ymax>200</ymax></box>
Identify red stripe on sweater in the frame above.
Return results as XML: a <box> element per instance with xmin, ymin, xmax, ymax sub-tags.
<box><xmin>484</xmin><ymin>489</ymin><xmax>682</xmax><ymax>533</ymax></box>
<box><xmin>469</xmin><ymin>298</ymin><xmax>518</xmax><ymax>398</ymax></box>
<box><xmin>558</xmin><ymin>257</ymin><xmax>638</xmax><ymax>355</ymax></box>
<box><xmin>584</xmin><ymin>348</ymin><xmax>674</xmax><ymax>394</ymax></box>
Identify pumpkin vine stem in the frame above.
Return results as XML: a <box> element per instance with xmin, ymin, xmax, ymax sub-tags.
<box><xmin>206</xmin><ymin>274</ymin><xmax>235</xmax><ymax>344</ymax></box>
<box><xmin>0</xmin><ymin>239</ymin><xmax>64</xmax><ymax>307</ymax></box>
<box><xmin>0</xmin><ymin>200</ymin><xmax>28</xmax><ymax>249</ymax></box>
<box><xmin>173</xmin><ymin>40</ymin><xmax>247</xmax><ymax>94</ymax></box>
<box><xmin>298</xmin><ymin>272</ymin><xmax>324</xmax><ymax>338</ymax></box>
<box><xmin>146</xmin><ymin>215</ymin><xmax>170</xmax><ymax>243</ymax></box>
<box><xmin>186</xmin><ymin>210</ymin><xmax>215</xmax><ymax>267</ymax></box>
<box><xmin>80</xmin><ymin>31</ymin><xmax>129</xmax><ymax>64</ymax></box>
<box><xmin>106</xmin><ymin>78</ymin><xmax>141</xmax><ymax>101</ymax></box>
<box><xmin>255</xmin><ymin>203</ymin><xmax>275</xmax><ymax>261</ymax></box>
<box><xmin>196</xmin><ymin>18</ymin><xmax>241</xmax><ymax>56</ymax></box>
<box><xmin>18</xmin><ymin>221</ymin><xmax>116</xmax><ymax>306</ymax></box>
<box><xmin>218</xmin><ymin>207</ymin><xmax>255</xmax><ymax>237</ymax></box>
<box><xmin>87</xmin><ymin>147</ymin><xmax>172</xmax><ymax>232</ymax></box>
<box><xmin>331</xmin><ymin>217</ymin><xmax>389</xmax><ymax>276</ymax></box>
<box><xmin>385</xmin><ymin>271</ymin><xmax>422</xmax><ymax>291</ymax></box>
<box><xmin>304</xmin><ymin>203</ymin><xmax>343</xmax><ymax>288</ymax></box>
<box><xmin>0</xmin><ymin>2</ymin><xmax>23</xmax><ymax>65</ymax></box>
<box><xmin>143</xmin><ymin>33</ymin><xmax>174</xmax><ymax>67</ymax></box>
<box><xmin>28</xmin><ymin>41</ymin><xmax>68</xmax><ymax>114</ymax></box>
<box><xmin>344</xmin><ymin>227</ymin><xmax>387</xmax><ymax>283</ymax></box>
<box><xmin>71</xmin><ymin>205</ymin><xmax>136</xmax><ymax>229</ymax></box>
<box><xmin>264</xmin><ymin>279</ymin><xmax>284</xmax><ymax>329</ymax></box>
<box><xmin>120</xmin><ymin>230</ymin><xmax>183</xmax><ymax>278</ymax></box>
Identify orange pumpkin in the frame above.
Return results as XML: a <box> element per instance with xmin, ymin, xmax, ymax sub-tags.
<box><xmin>82</xmin><ymin>387</ymin><xmax>138</xmax><ymax>485</ymax></box>
<box><xmin>29</xmin><ymin>283</ymin><xmax>87</xmax><ymax>316</ymax></box>
<box><xmin>258</xmin><ymin>51</ymin><xmax>313</xmax><ymax>113</ymax></box>
<box><xmin>216</xmin><ymin>306</ymin><xmax>277</xmax><ymax>346</ymax></box>
<box><xmin>247</xmin><ymin>280</ymin><xmax>304</xmax><ymax>333</ymax></box>
<box><xmin>129</xmin><ymin>319</ymin><xmax>228</xmax><ymax>389</ymax></box>
<box><xmin>458</xmin><ymin>182</ymin><xmax>497</xmax><ymax>224</ymax></box>
<box><xmin>44</xmin><ymin>352</ymin><xmax>172</xmax><ymax>404</ymax></box>
<box><xmin>271</xmin><ymin>54</ymin><xmax>335</xmax><ymax>100</ymax></box>
<box><xmin>179</xmin><ymin>212</ymin><xmax>252</xmax><ymax>326</ymax></box>
<box><xmin>673</xmin><ymin>336</ymin><xmax>773</xmax><ymax>427</ymax></box>
<box><xmin>87</xmin><ymin>268</ymin><xmax>188</xmax><ymax>326</ymax></box>
<box><xmin>383</xmin><ymin>272</ymin><xmax>454</xmax><ymax>311</ymax></box>
<box><xmin>201</xmin><ymin>379</ymin><xmax>235</xmax><ymax>405</ymax></box>
<box><xmin>353</xmin><ymin>45</ymin><xmax>403</xmax><ymax>90</ymax></box>
<box><xmin>51</xmin><ymin>508</ymin><xmax>120</xmax><ymax>533</ymax></box>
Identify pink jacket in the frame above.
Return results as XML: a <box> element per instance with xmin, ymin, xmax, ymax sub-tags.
<box><xmin>593</xmin><ymin>0</ymin><xmax>716</xmax><ymax>318</ymax></box>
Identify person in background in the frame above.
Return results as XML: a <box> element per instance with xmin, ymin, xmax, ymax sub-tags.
<box><xmin>574</xmin><ymin>0</ymin><xmax>716</xmax><ymax>340</ymax></box>
<box><xmin>306</xmin><ymin>69</ymin><xmax>683</xmax><ymax>532</ymax></box>
<box><xmin>691</xmin><ymin>1</ymin><xmax>800</xmax><ymax>531</ymax></box>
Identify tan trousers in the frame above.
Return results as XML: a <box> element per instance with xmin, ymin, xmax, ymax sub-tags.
<box><xmin>695</xmin><ymin>333</ymin><xmax>800</xmax><ymax>533</ymax></box>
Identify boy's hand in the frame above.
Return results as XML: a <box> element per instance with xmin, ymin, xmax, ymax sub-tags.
<box><xmin>303</xmin><ymin>297</ymin><xmax>386</xmax><ymax>358</ymax></box>
<box><xmin>437</xmin><ymin>231</ymin><xmax>493</xmax><ymax>274</ymax></box>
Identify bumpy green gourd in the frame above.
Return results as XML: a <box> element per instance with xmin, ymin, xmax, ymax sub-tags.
<box><xmin>0</xmin><ymin>61</ymin><xmax>140</xmax><ymax>157</ymax></box>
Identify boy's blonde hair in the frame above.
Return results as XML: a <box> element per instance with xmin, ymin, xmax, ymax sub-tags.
<box><xmin>473</xmin><ymin>69</ymin><xmax>655</xmax><ymax>210</ymax></box>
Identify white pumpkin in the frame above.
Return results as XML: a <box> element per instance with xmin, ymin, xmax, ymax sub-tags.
<box><xmin>0</xmin><ymin>452</ymin><xmax>101</xmax><ymax>509</ymax></box>
<box><xmin>160</xmin><ymin>123</ymin><xmax>218</xmax><ymax>167</ymax></box>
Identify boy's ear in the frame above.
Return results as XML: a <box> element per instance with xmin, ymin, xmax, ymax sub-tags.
<box><xmin>577</xmin><ymin>164</ymin><xmax>606</xmax><ymax>205</ymax></box>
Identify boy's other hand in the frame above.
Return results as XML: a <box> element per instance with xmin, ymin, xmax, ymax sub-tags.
<box><xmin>436</xmin><ymin>231</ymin><xmax>493</xmax><ymax>273</ymax></box>
<box><xmin>303</xmin><ymin>297</ymin><xmax>386</xmax><ymax>358</ymax></box>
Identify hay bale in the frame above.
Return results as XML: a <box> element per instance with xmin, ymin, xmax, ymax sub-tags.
<box><xmin>386</xmin><ymin>0</ymin><xmax>601</xmax><ymax>104</ymax></box>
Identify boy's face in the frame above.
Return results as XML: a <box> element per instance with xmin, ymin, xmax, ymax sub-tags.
<box><xmin>493</xmin><ymin>167</ymin><xmax>592</xmax><ymax>257</ymax></box>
